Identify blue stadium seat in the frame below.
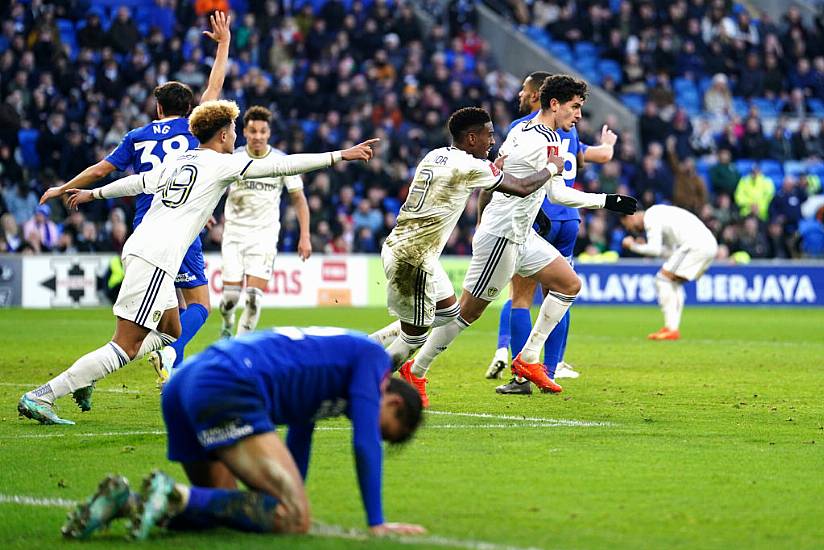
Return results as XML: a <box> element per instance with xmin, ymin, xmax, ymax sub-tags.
<box><xmin>735</xmin><ymin>159</ymin><xmax>756</xmax><ymax>175</ymax></box>
<box><xmin>752</xmin><ymin>98</ymin><xmax>779</xmax><ymax>116</ymax></box>
<box><xmin>784</xmin><ymin>160</ymin><xmax>807</xmax><ymax>177</ymax></box>
<box><xmin>732</xmin><ymin>97</ymin><xmax>749</xmax><ymax>116</ymax></box>
<box><xmin>382</xmin><ymin>197</ymin><xmax>401</xmax><ymax>215</ymax></box>
<box><xmin>18</xmin><ymin>129</ymin><xmax>40</xmax><ymax>169</ymax></box>
<box><xmin>760</xmin><ymin>159</ymin><xmax>783</xmax><ymax>177</ymax></box>
<box><xmin>300</xmin><ymin>119</ymin><xmax>319</xmax><ymax>137</ymax></box>
<box><xmin>598</xmin><ymin>59</ymin><xmax>622</xmax><ymax>84</ymax></box>
<box><xmin>673</xmin><ymin>77</ymin><xmax>696</xmax><ymax>95</ymax></box>
<box><xmin>574</xmin><ymin>41</ymin><xmax>598</xmax><ymax>58</ymax></box>
<box><xmin>620</xmin><ymin>93</ymin><xmax>645</xmax><ymax>114</ymax></box>
<box><xmin>809</xmin><ymin>98</ymin><xmax>824</xmax><ymax>115</ymax></box>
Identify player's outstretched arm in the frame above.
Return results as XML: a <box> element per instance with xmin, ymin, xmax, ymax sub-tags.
<box><xmin>40</xmin><ymin>159</ymin><xmax>117</xmax><ymax>204</ymax></box>
<box><xmin>546</xmin><ymin>176</ymin><xmax>637</xmax><ymax>214</ymax></box>
<box><xmin>241</xmin><ymin>139</ymin><xmax>379</xmax><ymax>180</ymax></box>
<box><xmin>201</xmin><ymin>11</ymin><xmax>231</xmax><ymax>103</ymax></box>
<box><xmin>65</xmin><ymin>174</ymin><xmax>148</xmax><ymax>210</ymax></box>
<box><xmin>623</xmin><ymin>226</ymin><xmax>663</xmax><ymax>257</ymax></box>
<box><xmin>494</xmin><ymin>153</ymin><xmax>563</xmax><ymax>197</ymax></box>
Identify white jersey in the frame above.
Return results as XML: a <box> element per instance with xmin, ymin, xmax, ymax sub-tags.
<box><xmin>480</xmin><ymin>119</ymin><xmax>605</xmax><ymax>244</ymax></box>
<box><xmin>632</xmin><ymin>204</ymin><xmax>718</xmax><ymax>257</ymax></box>
<box><xmin>223</xmin><ymin>146</ymin><xmax>303</xmax><ymax>245</ymax></box>
<box><xmin>121</xmin><ymin>148</ymin><xmax>333</xmax><ymax>276</ymax></box>
<box><xmin>384</xmin><ymin>146</ymin><xmax>503</xmax><ymax>270</ymax></box>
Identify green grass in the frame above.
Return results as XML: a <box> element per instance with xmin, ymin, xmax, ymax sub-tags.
<box><xmin>1</xmin><ymin>306</ymin><xmax>823</xmax><ymax>549</ymax></box>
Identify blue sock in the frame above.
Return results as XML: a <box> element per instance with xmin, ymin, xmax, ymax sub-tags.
<box><xmin>509</xmin><ymin>308</ymin><xmax>532</xmax><ymax>357</ymax></box>
<box><xmin>168</xmin><ymin>487</ymin><xmax>279</xmax><ymax>533</ymax></box>
<box><xmin>497</xmin><ymin>300</ymin><xmax>512</xmax><ymax>350</ymax></box>
<box><xmin>170</xmin><ymin>303</ymin><xmax>209</xmax><ymax>368</ymax></box>
<box><xmin>544</xmin><ymin>310</ymin><xmax>569</xmax><ymax>379</ymax></box>
<box><xmin>558</xmin><ymin>309</ymin><xmax>571</xmax><ymax>364</ymax></box>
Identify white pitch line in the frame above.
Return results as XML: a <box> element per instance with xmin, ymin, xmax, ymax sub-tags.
<box><xmin>0</xmin><ymin>382</ymin><xmax>140</xmax><ymax>394</ymax></box>
<box><xmin>0</xmin><ymin>493</ymin><xmax>542</xmax><ymax>550</ymax></box>
<box><xmin>429</xmin><ymin>410</ymin><xmax>610</xmax><ymax>427</ymax></box>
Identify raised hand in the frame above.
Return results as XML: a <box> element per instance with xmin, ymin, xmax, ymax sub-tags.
<box><xmin>600</xmin><ymin>124</ymin><xmax>618</xmax><ymax>147</ymax></box>
<box><xmin>40</xmin><ymin>186</ymin><xmax>64</xmax><ymax>205</ymax></box>
<box><xmin>203</xmin><ymin>11</ymin><xmax>231</xmax><ymax>44</ymax></box>
<box><xmin>66</xmin><ymin>189</ymin><xmax>95</xmax><ymax>210</ymax></box>
<box><xmin>341</xmin><ymin>138</ymin><xmax>380</xmax><ymax>162</ymax></box>
<box><xmin>494</xmin><ymin>154</ymin><xmax>508</xmax><ymax>171</ymax></box>
<box><xmin>369</xmin><ymin>522</ymin><xmax>427</xmax><ymax>536</ymax></box>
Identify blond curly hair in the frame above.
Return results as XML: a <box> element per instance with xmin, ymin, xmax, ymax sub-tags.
<box><xmin>188</xmin><ymin>100</ymin><xmax>240</xmax><ymax>143</ymax></box>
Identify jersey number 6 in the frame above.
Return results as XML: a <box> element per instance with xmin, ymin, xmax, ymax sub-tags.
<box><xmin>161</xmin><ymin>165</ymin><xmax>198</xmax><ymax>208</ymax></box>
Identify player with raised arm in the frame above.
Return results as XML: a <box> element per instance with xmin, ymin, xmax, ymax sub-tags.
<box><xmin>620</xmin><ymin>205</ymin><xmax>718</xmax><ymax>340</ymax></box>
<box><xmin>218</xmin><ymin>106</ymin><xmax>312</xmax><ymax>339</ymax></box>
<box><xmin>368</xmin><ymin>108</ymin><xmax>564</xmax><ymax>404</ymax></box>
<box><xmin>39</xmin><ymin>12</ymin><xmax>231</xmax><ymax>381</ymax></box>
<box><xmin>61</xmin><ymin>328</ymin><xmax>425</xmax><ymax>540</ymax></box>
<box><xmin>397</xmin><ymin>75</ymin><xmax>636</xmax><ymax>405</ymax></box>
<box><xmin>489</xmin><ymin>71</ymin><xmax>618</xmax><ymax>393</ymax></box>
<box><xmin>18</xmin><ymin>100</ymin><xmax>378</xmax><ymax>425</ymax></box>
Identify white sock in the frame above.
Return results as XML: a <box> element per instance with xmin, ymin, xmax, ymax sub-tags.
<box><xmin>386</xmin><ymin>329</ymin><xmax>428</xmax><ymax>370</ymax></box>
<box><xmin>520</xmin><ymin>291</ymin><xmax>576</xmax><ymax>364</ymax></box>
<box><xmin>136</xmin><ymin>330</ymin><xmax>176</xmax><ymax>360</ymax></box>
<box><xmin>432</xmin><ymin>302</ymin><xmax>460</xmax><ymax>328</ymax></box>
<box><xmin>220</xmin><ymin>284</ymin><xmax>242</xmax><ymax>332</ymax></box>
<box><xmin>411</xmin><ymin>316</ymin><xmax>471</xmax><ymax>377</ymax></box>
<box><xmin>656</xmin><ymin>276</ymin><xmax>683</xmax><ymax>331</ymax></box>
<box><xmin>28</xmin><ymin>341</ymin><xmax>130</xmax><ymax>404</ymax></box>
<box><xmin>369</xmin><ymin>320</ymin><xmax>401</xmax><ymax>347</ymax></box>
<box><xmin>493</xmin><ymin>346</ymin><xmax>509</xmax><ymax>364</ymax></box>
<box><xmin>238</xmin><ymin>287</ymin><xmax>264</xmax><ymax>335</ymax></box>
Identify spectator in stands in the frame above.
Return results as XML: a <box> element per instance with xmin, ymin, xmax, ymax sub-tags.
<box><xmin>22</xmin><ymin>204</ymin><xmax>59</xmax><ymax>252</ymax></box>
<box><xmin>709</xmin><ymin>148</ymin><xmax>740</xmax><ymax>198</ymax></box>
<box><xmin>740</xmin><ymin>117</ymin><xmax>769</xmax><ymax>159</ymax></box>
<box><xmin>737</xmin><ymin>216</ymin><xmax>770</xmax><ymax>258</ymax></box>
<box><xmin>668</xmin><ymin>137</ymin><xmax>707</xmax><ymax>214</ymax></box>
<box><xmin>736</xmin><ymin>52</ymin><xmax>765</xmax><ymax>98</ymax></box>
<box><xmin>792</xmin><ymin>121</ymin><xmax>823</xmax><ymax>159</ymax></box>
<box><xmin>77</xmin><ymin>11</ymin><xmax>106</xmax><ymax>50</ymax></box>
<box><xmin>768</xmin><ymin>122</ymin><xmax>795</xmax><ymax>161</ymax></box>
<box><xmin>1</xmin><ymin>212</ymin><xmax>22</xmax><ymax>252</ymax></box>
<box><xmin>770</xmin><ymin>175</ymin><xmax>807</xmax><ymax>236</ymax></box>
<box><xmin>2</xmin><ymin>181</ymin><xmax>38</xmax><ymax>225</ymax></box>
<box><xmin>735</xmin><ymin>164</ymin><xmax>775</xmax><ymax>221</ymax></box>
<box><xmin>704</xmin><ymin>73</ymin><xmax>733</xmax><ymax>115</ymax></box>
<box><xmin>108</xmin><ymin>6</ymin><xmax>141</xmax><ymax>55</ymax></box>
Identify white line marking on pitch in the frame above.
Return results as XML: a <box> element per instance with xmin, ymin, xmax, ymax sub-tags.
<box><xmin>0</xmin><ymin>493</ymin><xmax>542</xmax><ymax>550</ymax></box>
<box><xmin>0</xmin><ymin>382</ymin><xmax>140</xmax><ymax>394</ymax></box>
<box><xmin>429</xmin><ymin>410</ymin><xmax>610</xmax><ymax>427</ymax></box>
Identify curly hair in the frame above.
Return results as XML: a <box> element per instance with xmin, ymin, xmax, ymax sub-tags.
<box><xmin>243</xmin><ymin>105</ymin><xmax>272</xmax><ymax>127</ymax></box>
<box><xmin>153</xmin><ymin>82</ymin><xmax>194</xmax><ymax>117</ymax></box>
<box><xmin>188</xmin><ymin>100</ymin><xmax>240</xmax><ymax>144</ymax></box>
<box><xmin>447</xmin><ymin>107</ymin><xmax>491</xmax><ymax>141</ymax></box>
<box><xmin>539</xmin><ymin>75</ymin><xmax>588</xmax><ymax>109</ymax></box>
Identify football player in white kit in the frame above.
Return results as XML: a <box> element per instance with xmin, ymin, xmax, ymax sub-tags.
<box><xmin>398</xmin><ymin>75</ymin><xmax>637</xmax><ymax>404</ymax></box>
<box><xmin>18</xmin><ymin>100</ymin><xmax>378</xmax><ymax>425</ymax></box>
<box><xmin>219</xmin><ymin>106</ymin><xmax>311</xmax><ymax>337</ymax></box>
<box><xmin>369</xmin><ymin>107</ymin><xmax>565</xmax><ymax>405</ymax></box>
<box><xmin>621</xmin><ymin>205</ymin><xmax>719</xmax><ymax>340</ymax></box>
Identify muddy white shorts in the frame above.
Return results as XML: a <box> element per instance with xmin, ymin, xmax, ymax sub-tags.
<box><xmin>381</xmin><ymin>245</ymin><xmax>454</xmax><ymax>327</ymax></box>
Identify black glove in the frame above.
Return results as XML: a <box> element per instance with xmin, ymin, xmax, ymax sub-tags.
<box><xmin>532</xmin><ymin>209</ymin><xmax>551</xmax><ymax>237</ymax></box>
<box><xmin>604</xmin><ymin>194</ymin><xmax>637</xmax><ymax>215</ymax></box>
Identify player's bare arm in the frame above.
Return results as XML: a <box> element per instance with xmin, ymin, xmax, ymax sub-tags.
<box><xmin>583</xmin><ymin>124</ymin><xmax>617</xmax><ymax>164</ymax></box>
<box><xmin>200</xmin><ymin>11</ymin><xmax>231</xmax><ymax>103</ymax></box>
<box><xmin>289</xmin><ymin>190</ymin><xmax>312</xmax><ymax>261</ymax></box>
<box><xmin>39</xmin><ymin>159</ymin><xmax>118</xmax><ymax>204</ymax></box>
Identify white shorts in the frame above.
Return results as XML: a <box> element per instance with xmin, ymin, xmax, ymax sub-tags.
<box><xmin>663</xmin><ymin>244</ymin><xmax>716</xmax><ymax>281</ymax></box>
<box><xmin>113</xmin><ymin>255</ymin><xmax>178</xmax><ymax>330</ymax></box>
<box><xmin>221</xmin><ymin>239</ymin><xmax>277</xmax><ymax>282</ymax></box>
<box><xmin>381</xmin><ymin>245</ymin><xmax>454</xmax><ymax>327</ymax></box>
<box><xmin>464</xmin><ymin>229</ymin><xmax>561</xmax><ymax>302</ymax></box>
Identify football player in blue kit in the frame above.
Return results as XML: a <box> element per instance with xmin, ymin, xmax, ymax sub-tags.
<box><xmin>487</xmin><ymin>71</ymin><xmax>618</xmax><ymax>393</ymax></box>
<box><xmin>62</xmin><ymin>328</ymin><xmax>426</xmax><ymax>540</ymax></box>
<box><xmin>40</xmin><ymin>12</ymin><xmax>232</xmax><ymax>384</ymax></box>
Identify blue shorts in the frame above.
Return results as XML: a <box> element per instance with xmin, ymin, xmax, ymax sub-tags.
<box><xmin>162</xmin><ymin>350</ymin><xmax>274</xmax><ymax>463</ymax></box>
<box><xmin>545</xmin><ymin>218</ymin><xmax>579</xmax><ymax>259</ymax></box>
<box><xmin>174</xmin><ymin>238</ymin><xmax>207</xmax><ymax>289</ymax></box>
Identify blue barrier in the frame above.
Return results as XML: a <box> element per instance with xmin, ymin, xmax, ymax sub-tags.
<box><xmin>561</xmin><ymin>262</ymin><xmax>824</xmax><ymax>306</ymax></box>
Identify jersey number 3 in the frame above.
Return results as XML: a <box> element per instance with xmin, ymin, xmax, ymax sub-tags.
<box><xmin>161</xmin><ymin>165</ymin><xmax>197</xmax><ymax>208</ymax></box>
<box><xmin>402</xmin><ymin>168</ymin><xmax>433</xmax><ymax>213</ymax></box>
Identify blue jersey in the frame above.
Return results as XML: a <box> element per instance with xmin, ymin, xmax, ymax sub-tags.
<box><xmin>508</xmin><ymin>111</ymin><xmax>588</xmax><ymax>221</ymax></box>
<box><xmin>169</xmin><ymin>328</ymin><xmax>391</xmax><ymax>526</ymax></box>
<box><xmin>105</xmin><ymin>117</ymin><xmax>198</xmax><ymax>228</ymax></box>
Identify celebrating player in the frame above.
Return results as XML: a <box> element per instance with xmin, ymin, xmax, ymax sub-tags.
<box><xmin>39</xmin><ymin>12</ymin><xmax>232</xmax><ymax>378</ymax></box>
<box><xmin>368</xmin><ymin>107</ymin><xmax>564</xmax><ymax>403</ymax></box>
<box><xmin>398</xmin><ymin>75</ymin><xmax>636</xmax><ymax>404</ymax></box>
<box><xmin>18</xmin><ymin>100</ymin><xmax>378</xmax><ymax>425</ymax></box>
<box><xmin>621</xmin><ymin>205</ymin><xmax>719</xmax><ymax>340</ymax></box>
<box><xmin>217</xmin><ymin>106</ymin><xmax>311</xmax><ymax>339</ymax></box>
<box><xmin>61</xmin><ymin>328</ymin><xmax>425</xmax><ymax>539</ymax></box>
<box><xmin>488</xmin><ymin>71</ymin><xmax>619</xmax><ymax>392</ymax></box>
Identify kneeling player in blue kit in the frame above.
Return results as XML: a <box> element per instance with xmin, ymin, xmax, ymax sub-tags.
<box><xmin>62</xmin><ymin>328</ymin><xmax>425</xmax><ymax>539</ymax></box>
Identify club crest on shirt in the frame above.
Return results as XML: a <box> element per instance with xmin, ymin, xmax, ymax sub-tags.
<box><xmin>488</xmin><ymin>287</ymin><xmax>499</xmax><ymax>298</ymax></box>
<box><xmin>152</xmin><ymin>310</ymin><xmax>161</xmax><ymax>323</ymax></box>
<box><xmin>488</xmin><ymin>162</ymin><xmax>501</xmax><ymax>177</ymax></box>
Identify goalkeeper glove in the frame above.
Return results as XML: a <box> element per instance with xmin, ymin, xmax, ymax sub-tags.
<box><xmin>604</xmin><ymin>194</ymin><xmax>637</xmax><ymax>215</ymax></box>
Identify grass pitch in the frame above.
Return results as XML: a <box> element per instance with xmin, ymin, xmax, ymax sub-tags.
<box><xmin>0</xmin><ymin>305</ymin><xmax>822</xmax><ymax>549</ymax></box>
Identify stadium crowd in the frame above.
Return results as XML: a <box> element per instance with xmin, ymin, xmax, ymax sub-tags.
<box><xmin>1</xmin><ymin>0</ymin><xmax>823</xmax><ymax>260</ymax></box>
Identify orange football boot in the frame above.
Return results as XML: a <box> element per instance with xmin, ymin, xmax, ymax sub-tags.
<box><xmin>647</xmin><ymin>327</ymin><xmax>681</xmax><ymax>340</ymax></box>
<box><xmin>511</xmin><ymin>353</ymin><xmax>562</xmax><ymax>393</ymax></box>
<box><xmin>399</xmin><ymin>359</ymin><xmax>429</xmax><ymax>408</ymax></box>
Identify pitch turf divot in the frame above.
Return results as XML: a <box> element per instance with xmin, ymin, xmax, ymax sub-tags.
<box><xmin>0</xmin><ymin>493</ymin><xmax>542</xmax><ymax>550</ymax></box>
